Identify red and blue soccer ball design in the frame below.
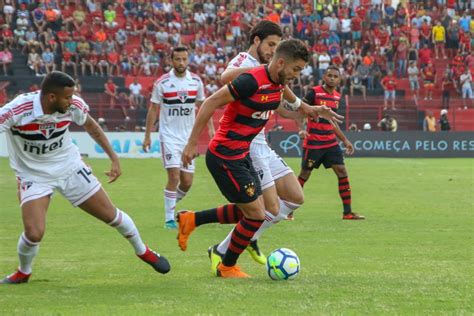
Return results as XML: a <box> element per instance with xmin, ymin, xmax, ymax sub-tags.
<box><xmin>266</xmin><ymin>248</ymin><xmax>300</xmax><ymax>280</ymax></box>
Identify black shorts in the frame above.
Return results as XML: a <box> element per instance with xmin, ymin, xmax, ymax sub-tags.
<box><xmin>206</xmin><ymin>150</ymin><xmax>262</xmax><ymax>203</ymax></box>
<box><xmin>301</xmin><ymin>145</ymin><xmax>344</xmax><ymax>170</ymax></box>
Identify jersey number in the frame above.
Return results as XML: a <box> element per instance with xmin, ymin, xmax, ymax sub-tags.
<box><xmin>77</xmin><ymin>167</ymin><xmax>92</xmax><ymax>183</ymax></box>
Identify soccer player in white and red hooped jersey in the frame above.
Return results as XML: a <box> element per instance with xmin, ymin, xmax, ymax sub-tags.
<box><xmin>0</xmin><ymin>72</ymin><xmax>170</xmax><ymax>284</ymax></box>
<box><xmin>142</xmin><ymin>46</ymin><xmax>214</xmax><ymax>229</ymax></box>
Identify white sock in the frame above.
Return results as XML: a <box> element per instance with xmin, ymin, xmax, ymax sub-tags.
<box><xmin>176</xmin><ymin>187</ymin><xmax>187</xmax><ymax>203</ymax></box>
<box><xmin>17</xmin><ymin>233</ymin><xmax>39</xmax><ymax>275</ymax></box>
<box><xmin>164</xmin><ymin>189</ymin><xmax>177</xmax><ymax>222</ymax></box>
<box><xmin>217</xmin><ymin>229</ymin><xmax>233</xmax><ymax>255</ymax></box>
<box><xmin>251</xmin><ymin>211</ymin><xmax>277</xmax><ymax>241</ymax></box>
<box><xmin>278</xmin><ymin>199</ymin><xmax>301</xmax><ymax>221</ymax></box>
<box><xmin>217</xmin><ymin>211</ymin><xmax>276</xmax><ymax>254</ymax></box>
<box><xmin>108</xmin><ymin>209</ymin><xmax>146</xmax><ymax>255</ymax></box>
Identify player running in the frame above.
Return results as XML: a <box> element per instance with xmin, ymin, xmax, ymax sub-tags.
<box><xmin>177</xmin><ymin>20</ymin><xmax>343</xmax><ymax>274</ymax></box>
<box><xmin>142</xmin><ymin>46</ymin><xmax>214</xmax><ymax>229</ymax></box>
<box><xmin>0</xmin><ymin>72</ymin><xmax>170</xmax><ymax>284</ymax></box>
<box><xmin>297</xmin><ymin>66</ymin><xmax>365</xmax><ymax>220</ymax></box>
<box><xmin>180</xmin><ymin>39</ymin><xmax>328</xmax><ymax>278</ymax></box>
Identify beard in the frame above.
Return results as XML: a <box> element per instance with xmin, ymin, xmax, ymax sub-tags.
<box><xmin>174</xmin><ymin>65</ymin><xmax>187</xmax><ymax>74</ymax></box>
<box><xmin>256</xmin><ymin>44</ymin><xmax>270</xmax><ymax>64</ymax></box>
<box><xmin>277</xmin><ymin>69</ymin><xmax>288</xmax><ymax>85</ymax></box>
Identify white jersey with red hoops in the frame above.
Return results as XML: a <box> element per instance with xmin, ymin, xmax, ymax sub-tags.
<box><xmin>226</xmin><ymin>52</ymin><xmax>267</xmax><ymax>145</ymax></box>
<box><xmin>0</xmin><ymin>90</ymin><xmax>89</xmax><ymax>182</ymax></box>
<box><xmin>151</xmin><ymin>69</ymin><xmax>205</xmax><ymax>145</ymax></box>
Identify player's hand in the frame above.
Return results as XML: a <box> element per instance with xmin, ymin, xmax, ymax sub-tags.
<box><xmin>344</xmin><ymin>140</ymin><xmax>354</xmax><ymax>155</ymax></box>
<box><xmin>142</xmin><ymin>136</ymin><xmax>151</xmax><ymax>152</ymax></box>
<box><xmin>315</xmin><ymin>105</ymin><xmax>344</xmax><ymax>124</ymax></box>
<box><xmin>106</xmin><ymin>159</ymin><xmax>122</xmax><ymax>183</ymax></box>
<box><xmin>298</xmin><ymin>130</ymin><xmax>308</xmax><ymax>139</ymax></box>
<box><xmin>182</xmin><ymin>142</ymin><xmax>198</xmax><ymax>169</ymax></box>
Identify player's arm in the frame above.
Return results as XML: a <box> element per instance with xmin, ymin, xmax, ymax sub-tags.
<box><xmin>183</xmin><ymin>73</ymin><xmax>259</xmax><ymax>167</ymax></box>
<box><xmin>143</xmin><ymin>101</ymin><xmax>160</xmax><ymax>152</ymax></box>
<box><xmin>333</xmin><ymin>122</ymin><xmax>354</xmax><ymax>155</ymax></box>
<box><xmin>196</xmin><ymin>100</ymin><xmax>215</xmax><ymax>138</ymax></box>
<box><xmin>82</xmin><ymin>115</ymin><xmax>121</xmax><ymax>183</ymax></box>
<box><xmin>282</xmin><ymin>86</ymin><xmax>344</xmax><ymax>123</ymax></box>
<box><xmin>220</xmin><ymin>66</ymin><xmax>253</xmax><ymax>84</ymax></box>
<box><xmin>182</xmin><ymin>87</ymin><xmax>234</xmax><ymax>168</ymax></box>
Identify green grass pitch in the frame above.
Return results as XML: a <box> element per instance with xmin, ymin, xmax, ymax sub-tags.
<box><xmin>0</xmin><ymin>157</ymin><xmax>472</xmax><ymax>315</ymax></box>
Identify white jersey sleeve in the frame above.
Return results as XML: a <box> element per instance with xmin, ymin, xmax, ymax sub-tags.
<box><xmin>0</xmin><ymin>99</ymin><xmax>23</xmax><ymax>133</ymax></box>
<box><xmin>227</xmin><ymin>52</ymin><xmax>260</xmax><ymax>69</ymax></box>
<box><xmin>150</xmin><ymin>77</ymin><xmax>165</xmax><ymax>104</ymax></box>
<box><xmin>196</xmin><ymin>76</ymin><xmax>205</xmax><ymax>102</ymax></box>
<box><xmin>70</xmin><ymin>95</ymin><xmax>90</xmax><ymax>126</ymax></box>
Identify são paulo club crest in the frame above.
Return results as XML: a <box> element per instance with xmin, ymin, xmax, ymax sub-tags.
<box><xmin>165</xmin><ymin>153</ymin><xmax>172</xmax><ymax>161</ymax></box>
<box><xmin>39</xmin><ymin>123</ymin><xmax>56</xmax><ymax>139</ymax></box>
<box><xmin>177</xmin><ymin>90</ymin><xmax>188</xmax><ymax>103</ymax></box>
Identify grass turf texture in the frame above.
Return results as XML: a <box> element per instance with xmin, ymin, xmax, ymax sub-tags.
<box><xmin>0</xmin><ymin>157</ymin><xmax>472</xmax><ymax>315</ymax></box>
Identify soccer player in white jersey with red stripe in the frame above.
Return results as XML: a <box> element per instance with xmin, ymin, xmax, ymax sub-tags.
<box><xmin>143</xmin><ymin>46</ymin><xmax>214</xmax><ymax>229</ymax></box>
<box><xmin>176</xmin><ymin>21</ymin><xmax>343</xmax><ymax>274</ymax></box>
<box><xmin>0</xmin><ymin>72</ymin><xmax>170</xmax><ymax>284</ymax></box>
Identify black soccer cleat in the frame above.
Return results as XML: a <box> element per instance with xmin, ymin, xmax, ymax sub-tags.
<box><xmin>138</xmin><ymin>247</ymin><xmax>171</xmax><ymax>274</ymax></box>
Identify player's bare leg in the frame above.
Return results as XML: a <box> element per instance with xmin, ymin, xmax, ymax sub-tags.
<box><xmin>79</xmin><ymin>188</ymin><xmax>170</xmax><ymax>274</ymax></box>
<box><xmin>1</xmin><ymin>196</ymin><xmax>50</xmax><ymax>284</ymax></box>
<box><xmin>297</xmin><ymin>168</ymin><xmax>312</xmax><ymax>188</ymax></box>
<box><xmin>164</xmin><ymin>168</ymin><xmax>181</xmax><ymax>229</ymax></box>
<box><xmin>176</xmin><ymin>170</ymin><xmax>193</xmax><ymax>203</ymax></box>
<box><xmin>332</xmin><ymin>165</ymin><xmax>365</xmax><ymax>220</ymax></box>
<box><xmin>275</xmin><ymin>173</ymin><xmax>305</xmax><ymax>219</ymax></box>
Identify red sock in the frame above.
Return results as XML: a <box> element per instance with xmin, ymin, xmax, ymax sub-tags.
<box><xmin>338</xmin><ymin>176</ymin><xmax>352</xmax><ymax>214</ymax></box>
<box><xmin>216</xmin><ymin>204</ymin><xmax>243</xmax><ymax>224</ymax></box>
<box><xmin>298</xmin><ymin>176</ymin><xmax>307</xmax><ymax>188</ymax></box>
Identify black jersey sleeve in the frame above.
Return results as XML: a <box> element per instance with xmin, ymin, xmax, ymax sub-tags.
<box><xmin>227</xmin><ymin>73</ymin><xmax>259</xmax><ymax>100</ymax></box>
<box><xmin>302</xmin><ymin>88</ymin><xmax>315</xmax><ymax>105</ymax></box>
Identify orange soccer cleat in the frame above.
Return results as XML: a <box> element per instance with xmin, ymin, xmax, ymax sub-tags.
<box><xmin>216</xmin><ymin>263</ymin><xmax>251</xmax><ymax>278</ymax></box>
<box><xmin>176</xmin><ymin>211</ymin><xmax>196</xmax><ymax>251</ymax></box>
<box><xmin>342</xmin><ymin>212</ymin><xmax>366</xmax><ymax>220</ymax></box>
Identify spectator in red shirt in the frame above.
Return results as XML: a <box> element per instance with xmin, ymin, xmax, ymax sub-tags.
<box><xmin>107</xmin><ymin>48</ymin><xmax>120</xmax><ymax>76</ymax></box>
<box><xmin>418</xmin><ymin>43</ymin><xmax>432</xmax><ymax>68</ymax></box>
<box><xmin>422</xmin><ymin>61</ymin><xmax>437</xmax><ymax>100</ymax></box>
<box><xmin>420</xmin><ymin>19</ymin><xmax>432</xmax><ymax>47</ymax></box>
<box><xmin>381</xmin><ymin>71</ymin><xmax>397</xmax><ymax>110</ymax></box>
<box><xmin>104</xmin><ymin>78</ymin><xmax>118</xmax><ymax>109</ymax></box>
<box><xmin>61</xmin><ymin>48</ymin><xmax>77</xmax><ymax>77</ymax></box>
<box><xmin>81</xmin><ymin>50</ymin><xmax>99</xmax><ymax>76</ymax></box>
<box><xmin>2</xmin><ymin>25</ymin><xmax>14</xmax><ymax>49</ymax></box>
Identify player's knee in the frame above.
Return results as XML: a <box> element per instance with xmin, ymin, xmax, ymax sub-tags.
<box><xmin>24</xmin><ymin>228</ymin><xmax>44</xmax><ymax>243</ymax></box>
<box><xmin>335</xmin><ymin>166</ymin><xmax>348</xmax><ymax>178</ymax></box>
<box><xmin>290</xmin><ymin>191</ymin><xmax>305</xmax><ymax>206</ymax></box>
<box><xmin>179</xmin><ymin>180</ymin><xmax>192</xmax><ymax>192</ymax></box>
<box><xmin>265</xmin><ymin>200</ymin><xmax>280</xmax><ymax>216</ymax></box>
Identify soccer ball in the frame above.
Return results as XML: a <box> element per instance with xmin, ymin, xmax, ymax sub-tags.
<box><xmin>266</xmin><ymin>248</ymin><xmax>300</xmax><ymax>280</ymax></box>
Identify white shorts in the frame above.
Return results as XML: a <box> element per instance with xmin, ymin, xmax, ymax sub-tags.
<box><xmin>161</xmin><ymin>142</ymin><xmax>194</xmax><ymax>173</ymax></box>
<box><xmin>250</xmin><ymin>142</ymin><xmax>293</xmax><ymax>190</ymax></box>
<box><xmin>17</xmin><ymin>162</ymin><xmax>102</xmax><ymax>207</ymax></box>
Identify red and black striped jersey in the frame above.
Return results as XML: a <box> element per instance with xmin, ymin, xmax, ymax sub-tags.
<box><xmin>209</xmin><ymin>65</ymin><xmax>284</xmax><ymax>160</ymax></box>
<box><xmin>302</xmin><ymin>85</ymin><xmax>341</xmax><ymax>149</ymax></box>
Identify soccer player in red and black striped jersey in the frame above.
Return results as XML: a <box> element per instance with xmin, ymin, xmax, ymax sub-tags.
<box><xmin>297</xmin><ymin>66</ymin><xmax>365</xmax><ymax>220</ymax></box>
<box><xmin>179</xmin><ymin>40</ymin><xmax>310</xmax><ymax>278</ymax></box>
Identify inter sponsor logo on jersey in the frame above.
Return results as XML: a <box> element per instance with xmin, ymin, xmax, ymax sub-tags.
<box><xmin>168</xmin><ymin>107</ymin><xmax>193</xmax><ymax>116</ymax></box>
<box><xmin>23</xmin><ymin>136</ymin><xmax>65</xmax><ymax>155</ymax></box>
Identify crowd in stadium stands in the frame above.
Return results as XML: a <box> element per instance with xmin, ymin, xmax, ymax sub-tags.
<box><xmin>0</xmin><ymin>0</ymin><xmax>472</xmax><ymax>106</ymax></box>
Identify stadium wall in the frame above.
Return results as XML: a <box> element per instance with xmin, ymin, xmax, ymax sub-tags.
<box><xmin>268</xmin><ymin>132</ymin><xmax>474</xmax><ymax>158</ymax></box>
<box><xmin>1</xmin><ymin>131</ymin><xmax>473</xmax><ymax>159</ymax></box>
